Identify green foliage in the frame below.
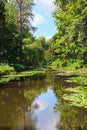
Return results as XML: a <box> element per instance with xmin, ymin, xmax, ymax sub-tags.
<box><xmin>0</xmin><ymin>0</ymin><xmax>35</xmax><ymax>65</ymax></box>
<box><xmin>0</xmin><ymin>0</ymin><xmax>6</xmax><ymax>27</ymax></box>
<box><xmin>5</xmin><ymin>0</ymin><xmax>18</xmax><ymax>25</ymax></box>
<box><xmin>0</xmin><ymin>64</ymin><xmax>15</xmax><ymax>76</ymax></box>
<box><xmin>23</xmin><ymin>36</ymin><xmax>47</xmax><ymax>67</ymax></box>
<box><xmin>2</xmin><ymin>70</ymin><xmax>45</xmax><ymax>81</ymax></box>
<box><xmin>13</xmin><ymin>64</ymin><xmax>27</xmax><ymax>72</ymax></box>
<box><xmin>0</xmin><ymin>0</ymin><xmax>52</xmax><ymax>68</ymax></box>
<box><xmin>51</xmin><ymin>0</ymin><xmax>87</xmax><ymax>69</ymax></box>
<box><xmin>1</xmin><ymin>0</ymin><xmax>87</xmax><ymax>70</ymax></box>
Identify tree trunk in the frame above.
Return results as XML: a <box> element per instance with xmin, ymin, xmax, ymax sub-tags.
<box><xmin>16</xmin><ymin>0</ymin><xmax>23</xmax><ymax>63</ymax></box>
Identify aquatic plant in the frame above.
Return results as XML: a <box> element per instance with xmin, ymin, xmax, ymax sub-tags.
<box><xmin>63</xmin><ymin>86</ymin><xmax>87</xmax><ymax>108</ymax></box>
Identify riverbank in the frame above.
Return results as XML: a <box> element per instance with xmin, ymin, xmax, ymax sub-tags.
<box><xmin>0</xmin><ymin>64</ymin><xmax>46</xmax><ymax>83</ymax></box>
<box><xmin>0</xmin><ymin>64</ymin><xmax>15</xmax><ymax>76</ymax></box>
<box><xmin>0</xmin><ymin>63</ymin><xmax>87</xmax><ymax>78</ymax></box>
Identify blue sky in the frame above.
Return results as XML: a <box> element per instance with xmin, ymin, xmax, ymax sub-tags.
<box><xmin>32</xmin><ymin>0</ymin><xmax>56</xmax><ymax>39</ymax></box>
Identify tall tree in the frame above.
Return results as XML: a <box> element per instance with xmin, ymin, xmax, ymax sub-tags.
<box><xmin>16</xmin><ymin>0</ymin><xmax>34</xmax><ymax>63</ymax></box>
<box><xmin>6</xmin><ymin>0</ymin><xmax>34</xmax><ymax>63</ymax></box>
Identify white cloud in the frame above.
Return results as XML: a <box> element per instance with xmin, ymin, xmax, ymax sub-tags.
<box><xmin>46</xmin><ymin>36</ymin><xmax>52</xmax><ymax>40</ymax></box>
<box><xmin>32</xmin><ymin>12</ymin><xmax>46</xmax><ymax>26</ymax></box>
<box><xmin>36</xmin><ymin>107</ymin><xmax>60</xmax><ymax>130</ymax></box>
<box><xmin>34</xmin><ymin>0</ymin><xmax>55</xmax><ymax>14</ymax></box>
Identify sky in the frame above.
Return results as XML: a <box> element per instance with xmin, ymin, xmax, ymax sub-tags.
<box><xmin>32</xmin><ymin>0</ymin><xmax>56</xmax><ymax>39</ymax></box>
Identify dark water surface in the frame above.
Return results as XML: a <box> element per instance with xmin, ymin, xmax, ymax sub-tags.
<box><xmin>0</xmin><ymin>71</ymin><xmax>87</xmax><ymax>130</ymax></box>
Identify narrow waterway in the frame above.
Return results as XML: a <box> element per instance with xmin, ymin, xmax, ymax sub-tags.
<box><xmin>0</xmin><ymin>71</ymin><xmax>87</xmax><ymax>130</ymax></box>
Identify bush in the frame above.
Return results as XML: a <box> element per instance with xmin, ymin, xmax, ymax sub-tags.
<box><xmin>0</xmin><ymin>64</ymin><xmax>15</xmax><ymax>76</ymax></box>
<box><xmin>13</xmin><ymin>64</ymin><xmax>26</xmax><ymax>72</ymax></box>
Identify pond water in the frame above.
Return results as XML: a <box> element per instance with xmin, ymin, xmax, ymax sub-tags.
<box><xmin>0</xmin><ymin>71</ymin><xmax>87</xmax><ymax>130</ymax></box>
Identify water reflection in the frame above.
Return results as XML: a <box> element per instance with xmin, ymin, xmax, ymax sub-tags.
<box><xmin>55</xmin><ymin>99</ymin><xmax>87</xmax><ymax>130</ymax></box>
<box><xmin>0</xmin><ymin>78</ymin><xmax>47</xmax><ymax>130</ymax></box>
<box><xmin>32</xmin><ymin>89</ymin><xmax>60</xmax><ymax>130</ymax></box>
<box><xmin>53</xmin><ymin>74</ymin><xmax>87</xmax><ymax>130</ymax></box>
<box><xmin>0</xmin><ymin>72</ymin><xmax>87</xmax><ymax>130</ymax></box>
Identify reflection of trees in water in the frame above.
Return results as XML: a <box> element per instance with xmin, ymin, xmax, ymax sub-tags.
<box><xmin>53</xmin><ymin>74</ymin><xmax>77</xmax><ymax>99</ymax></box>
<box><xmin>52</xmin><ymin>74</ymin><xmax>87</xmax><ymax>130</ymax></box>
<box><xmin>0</xmin><ymin>77</ymin><xmax>47</xmax><ymax>130</ymax></box>
<box><xmin>54</xmin><ymin>95</ymin><xmax>87</xmax><ymax>130</ymax></box>
<box><xmin>45</xmin><ymin>71</ymin><xmax>55</xmax><ymax>87</ymax></box>
<box><xmin>54</xmin><ymin>75</ymin><xmax>77</xmax><ymax>89</ymax></box>
<box><xmin>25</xmin><ymin>105</ymin><xmax>39</xmax><ymax>130</ymax></box>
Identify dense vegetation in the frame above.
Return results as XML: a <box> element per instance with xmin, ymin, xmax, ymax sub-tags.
<box><xmin>51</xmin><ymin>0</ymin><xmax>87</xmax><ymax>69</ymax></box>
<box><xmin>0</xmin><ymin>0</ymin><xmax>50</xmax><ymax>69</ymax></box>
<box><xmin>0</xmin><ymin>0</ymin><xmax>87</xmax><ymax>71</ymax></box>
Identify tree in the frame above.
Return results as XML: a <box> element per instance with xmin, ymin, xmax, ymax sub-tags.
<box><xmin>16</xmin><ymin>0</ymin><xmax>34</xmax><ymax>63</ymax></box>
<box><xmin>51</xmin><ymin>0</ymin><xmax>87</xmax><ymax>68</ymax></box>
<box><xmin>0</xmin><ymin>0</ymin><xmax>7</xmax><ymax>63</ymax></box>
<box><xmin>23</xmin><ymin>36</ymin><xmax>47</xmax><ymax>67</ymax></box>
<box><xmin>5</xmin><ymin>0</ymin><xmax>34</xmax><ymax>63</ymax></box>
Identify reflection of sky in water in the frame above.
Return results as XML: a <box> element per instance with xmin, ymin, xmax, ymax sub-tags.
<box><xmin>32</xmin><ymin>88</ymin><xmax>60</xmax><ymax>130</ymax></box>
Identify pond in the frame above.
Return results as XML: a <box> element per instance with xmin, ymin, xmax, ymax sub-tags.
<box><xmin>0</xmin><ymin>71</ymin><xmax>87</xmax><ymax>130</ymax></box>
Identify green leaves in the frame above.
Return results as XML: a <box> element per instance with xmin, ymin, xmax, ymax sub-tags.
<box><xmin>52</xmin><ymin>0</ymin><xmax>87</xmax><ymax>68</ymax></box>
<box><xmin>23</xmin><ymin>36</ymin><xmax>47</xmax><ymax>67</ymax></box>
